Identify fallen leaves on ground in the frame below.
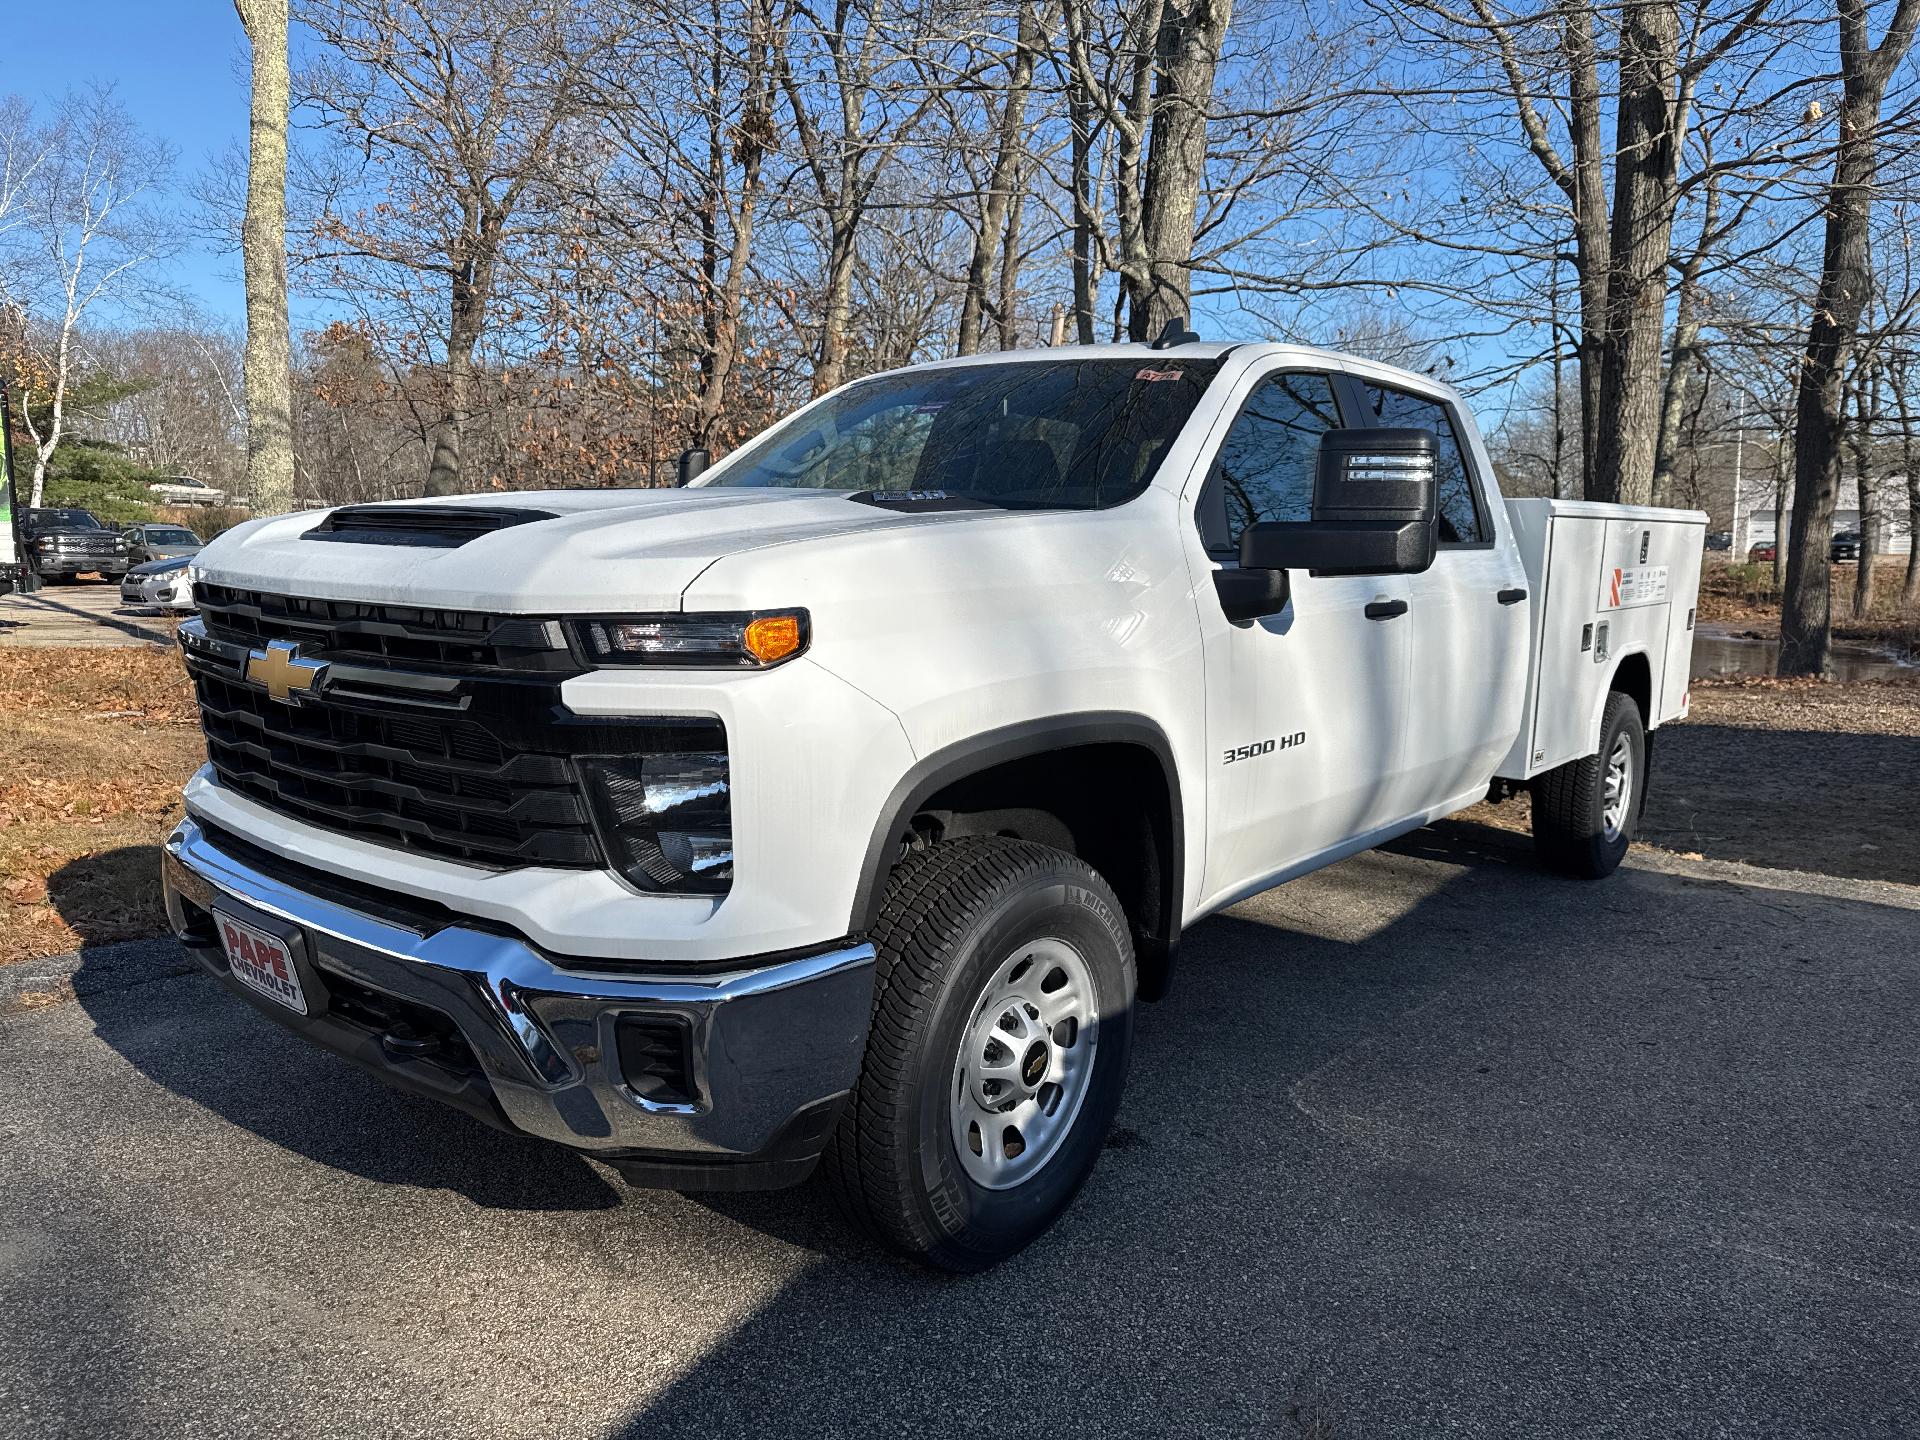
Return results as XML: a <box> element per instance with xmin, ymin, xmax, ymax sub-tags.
<box><xmin>1</xmin><ymin>647</ymin><xmax>203</xmax><ymax>967</ymax></box>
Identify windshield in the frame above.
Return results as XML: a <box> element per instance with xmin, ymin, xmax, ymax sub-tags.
<box><xmin>148</xmin><ymin>527</ymin><xmax>200</xmax><ymax>544</ymax></box>
<box><xmin>702</xmin><ymin>358</ymin><xmax>1221</xmax><ymax>509</ymax></box>
<box><xmin>28</xmin><ymin>509</ymin><xmax>103</xmax><ymax>531</ymax></box>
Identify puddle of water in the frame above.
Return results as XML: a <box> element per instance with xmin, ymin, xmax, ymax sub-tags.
<box><xmin>1691</xmin><ymin>628</ymin><xmax>1918</xmax><ymax>682</ymax></box>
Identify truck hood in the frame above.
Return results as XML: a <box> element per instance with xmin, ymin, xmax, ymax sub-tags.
<box><xmin>193</xmin><ymin>488</ymin><xmax>1009</xmax><ymax>612</ymax></box>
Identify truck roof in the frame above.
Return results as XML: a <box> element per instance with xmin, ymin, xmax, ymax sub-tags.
<box><xmin>889</xmin><ymin>340</ymin><xmax>1464</xmax><ymax>405</ymax></box>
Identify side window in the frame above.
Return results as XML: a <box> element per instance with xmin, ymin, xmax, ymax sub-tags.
<box><xmin>1206</xmin><ymin>372</ymin><xmax>1342</xmax><ymax>550</ymax></box>
<box><xmin>1360</xmin><ymin>384</ymin><xmax>1485</xmax><ymax>544</ymax></box>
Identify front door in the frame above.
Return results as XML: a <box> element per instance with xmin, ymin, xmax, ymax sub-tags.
<box><xmin>1187</xmin><ymin>366</ymin><xmax>1414</xmax><ymax>909</ymax></box>
<box><xmin>1342</xmin><ymin>378</ymin><xmax>1531</xmax><ymax>815</ymax></box>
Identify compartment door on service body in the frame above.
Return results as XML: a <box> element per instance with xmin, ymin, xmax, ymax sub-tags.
<box><xmin>1188</xmin><ymin>367</ymin><xmax>1414</xmax><ymax>904</ymax></box>
<box><xmin>1338</xmin><ymin>377</ymin><xmax>1531</xmax><ymax>815</ymax></box>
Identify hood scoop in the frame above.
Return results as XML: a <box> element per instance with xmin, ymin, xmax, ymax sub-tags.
<box><xmin>305</xmin><ymin>504</ymin><xmax>557</xmax><ymax>549</ymax></box>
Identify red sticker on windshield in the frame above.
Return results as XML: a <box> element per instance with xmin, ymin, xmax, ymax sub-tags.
<box><xmin>1135</xmin><ymin>367</ymin><xmax>1183</xmax><ymax>381</ymax></box>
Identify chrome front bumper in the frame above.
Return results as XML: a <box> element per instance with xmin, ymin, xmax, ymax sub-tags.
<box><xmin>161</xmin><ymin>816</ymin><xmax>876</xmax><ymax>1188</ymax></box>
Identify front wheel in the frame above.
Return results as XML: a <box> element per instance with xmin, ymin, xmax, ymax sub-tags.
<box><xmin>822</xmin><ymin>836</ymin><xmax>1135</xmax><ymax>1271</ymax></box>
<box><xmin>1531</xmin><ymin>690</ymin><xmax>1646</xmax><ymax>878</ymax></box>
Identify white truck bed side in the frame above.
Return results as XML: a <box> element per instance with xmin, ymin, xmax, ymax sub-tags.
<box><xmin>1497</xmin><ymin>499</ymin><xmax>1708</xmax><ymax>781</ymax></box>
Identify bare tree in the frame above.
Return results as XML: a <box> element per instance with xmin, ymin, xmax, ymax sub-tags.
<box><xmin>1061</xmin><ymin>0</ymin><xmax>1236</xmax><ymax>340</ymax></box>
<box><xmin>297</xmin><ymin>0</ymin><xmax>619</xmax><ymax>494</ymax></box>
<box><xmin>0</xmin><ymin>97</ymin><xmax>49</xmax><ymax>301</ymax></box>
<box><xmin>14</xmin><ymin>87</ymin><xmax>177</xmax><ymax>507</ymax></box>
<box><xmin>1779</xmin><ymin>0</ymin><xmax>1920</xmax><ymax>673</ymax></box>
<box><xmin>957</xmin><ymin>1</ymin><xmax>1042</xmax><ymax>355</ymax></box>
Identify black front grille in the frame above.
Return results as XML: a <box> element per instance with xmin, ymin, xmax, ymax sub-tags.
<box><xmin>197</xmin><ymin>584</ymin><xmax>573</xmax><ymax>674</ymax></box>
<box><xmin>194</xmin><ymin>668</ymin><xmax>602</xmax><ymax>867</ymax></box>
<box><xmin>185</xmin><ymin>591</ymin><xmax>727</xmax><ymax>874</ymax></box>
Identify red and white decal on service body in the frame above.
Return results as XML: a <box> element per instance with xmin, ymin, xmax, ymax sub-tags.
<box><xmin>1596</xmin><ymin>522</ymin><xmax>1669</xmax><ymax>611</ymax></box>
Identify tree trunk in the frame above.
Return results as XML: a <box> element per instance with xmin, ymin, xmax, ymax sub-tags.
<box><xmin>1901</xmin><ymin>366</ymin><xmax>1920</xmax><ymax>607</ymax></box>
<box><xmin>25</xmin><ymin>321</ymin><xmax>73</xmax><ymax>509</ymax></box>
<box><xmin>957</xmin><ymin>3</ymin><xmax>1039</xmax><ymax>356</ymax></box>
<box><xmin>1068</xmin><ymin>71</ymin><xmax>1098</xmax><ymax>344</ymax></box>
<box><xmin>1560</xmin><ymin>0</ymin><xmax>1610</xmax><ymax>484</ymax></box>
<box><xmin>1782</xmin><ymin>98</ymin><xmax>1886</xmax><ymax>671</ymax></box>
<box><xmin>1851</xmin><ymin>362</ymin><xmax>1882</xmax><ymax>618</ymax></box>
<box><xmin>425</xmin><ymin>221</ymin><xmax>497</xmax><ymax>496</ymax></box>
<box><xmin>694</xmin><ymin>0</ymin><xmax>771</xmax><ymax>446</ymax></box>
<box><xmin>1906</xmin><ymin>465</ymin><xmax>1920</xmax><ymax>607</ymax></box>
<box><xmin>1588</xmin><ymin>0</ymin><xmax>1681</xmax><ymax>506</ymax></box>
<box><xmin>1109</xmin><ymin>0</ymin><xmax>1161</xmax><ymax>338</ymax></box>
<box><xmin>812</xmin><ymin>209</ymin><xmax>860</xmax><ymax>396</ymax></box>
<box><xmin>234</xmin><ymin>0</ymin><xmax>295</xmax><ymax>516</ymax></box>
<box><xmin>1126</xmin><ymin>0</ymin><xmax>1232</xmax><ymax>340</ymax></box>
<box><xmin>995</xmin><ymin>153</ymin><xmax>1030</xmax><ymax>349</ymax></box>
<box><xmin>1652</xmin><ymin>167</ymin><xmax>1717</xmax><ymax>508</ymax></box>
<box><xmin>1650</xmin><ymin>284</ymin><xmax>1699</xmax><ymax>508</ymax></box>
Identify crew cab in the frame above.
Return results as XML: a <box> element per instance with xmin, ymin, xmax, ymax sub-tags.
<box><xmin>161</xmin><ymin>342</ymin><xmax>1705</xmax><ymax>1270</ymax></box>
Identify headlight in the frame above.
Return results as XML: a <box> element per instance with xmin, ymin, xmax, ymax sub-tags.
<box><xmin>571</xmin><ymin>610</ymin><xmax>808</xmax><ymax>668</ymax></box>
<box><xmin>33</xmin><ymin>537</ymin><xmax>55</xmax><ymax>550</ymax></box>
<box><xmin>580</xmin><ymin>749</ymin><xmax>732</xmax><ymax>893</ymax></box>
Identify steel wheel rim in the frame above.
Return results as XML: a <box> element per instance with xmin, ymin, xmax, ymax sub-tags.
<box><xmin>1601</xmin><ymin>731</ymin><xmax>1635</xmax><ymax>841</ymax></box>
<box><xmin>950</xmin><ymin>936</ymin><xmax>1099</xmax><ymax>1191</ymax></box>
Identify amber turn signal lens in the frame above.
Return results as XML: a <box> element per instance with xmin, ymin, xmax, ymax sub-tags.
<box><xmin>742</xmin><ymin>613</ymin><xmax>805</xmax><ymax>664</ymax></box>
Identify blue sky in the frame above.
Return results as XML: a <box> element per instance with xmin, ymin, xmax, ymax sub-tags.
<box><xmin>9</xmin><ymin>2</ymin><xmax>252</xmax><ymax>322</ymax></box>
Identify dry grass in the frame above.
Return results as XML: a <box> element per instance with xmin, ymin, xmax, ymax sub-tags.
<box><xmin>0</xmin><ymin>648</ymin><xmax>204</xmax><ymax>966</ymax></box>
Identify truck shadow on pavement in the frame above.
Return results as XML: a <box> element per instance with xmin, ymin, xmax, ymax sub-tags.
<box><xmin>61</xmin><ymin>931</ymin><xmax>626</xmax><ymax>1215</ymax></box>
<box><xmin>614</xmin><ymin>839</ymin><xmax>1920</xmax><ymax>1438</ymax></box>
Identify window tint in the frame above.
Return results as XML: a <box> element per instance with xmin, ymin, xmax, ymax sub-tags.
<box><xmin>1211</xmin><ymin>373</ymin><xmax>1341</xmax><ymax>544</ymax></box>
<box><xmin>1361</xmin><ymin>384</ymin><xmax>1484</xmax><ymax>543</ymax></box>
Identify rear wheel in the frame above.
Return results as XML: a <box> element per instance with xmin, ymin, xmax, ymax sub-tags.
<box><xmin>1531</xmin><ymin>690</ymin><xmax>1646</xmax><ymax>878</ymax></box>
<box><xmin>823</xmin><ymin>836</ymin><xmax>1134</xmax><ymax>1271</ymax></box>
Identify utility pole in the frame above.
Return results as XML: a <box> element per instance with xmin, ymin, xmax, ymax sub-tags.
<box><xmin>1729</xmin><ymin>391</ymin><xmax>1745</xmax><ymax>553</ymax></box>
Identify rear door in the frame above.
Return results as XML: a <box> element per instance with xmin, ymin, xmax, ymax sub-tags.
<box><xmin>1342</xmin><ymin>376</ymin><xmax>1530</xmax><ymax>814</ymax></box>
<box><xmin>1187</xmin><ymin>366</ymin><xmax>1414</xmax><ymax>906</ymax></box>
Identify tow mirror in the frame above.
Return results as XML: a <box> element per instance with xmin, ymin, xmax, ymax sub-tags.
<box><xmin>1239</xmin><ymin>428</ymin><xmax>1439</xmax><ymax>577</ymax></box>
<box><xmin>676</xmin><ymin>447</ymin><xmax>711</xmax><ymax>486</ymax></box>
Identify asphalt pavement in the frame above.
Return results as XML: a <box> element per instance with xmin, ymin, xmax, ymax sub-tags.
<box><xmin>0</xmin><ymin>582</ymin><xmax>179</xmax><ymax>648</ymax></box>
<box><xmin>3</xmin><ymin>827</ymin><xmax>1918</xmax><ymax>1438</ymax></box>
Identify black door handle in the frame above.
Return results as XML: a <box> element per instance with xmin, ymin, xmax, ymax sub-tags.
<box><xmin>1497</xmin><ymin>587</ymin><xmax>1528</xmax><ymax>605</ymax></box>
<box><xmin>1364</xmin><ymin>599</ymin><xmax>1409</xmax><ymax>621</ymax></box>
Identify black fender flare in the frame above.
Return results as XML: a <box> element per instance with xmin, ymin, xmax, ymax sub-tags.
<box><xmin>847</xmin><ymin>712</ymin><xmax>1185</xmax><ymax>976</ymax></box>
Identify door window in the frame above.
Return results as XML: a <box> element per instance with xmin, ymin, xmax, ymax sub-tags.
<box><xmin>1357</xmin><ymin>384</ymin><xmax>1485</xmax><ymax>544</ymax></box>
<box><xmin>1203</xmin><ymin>372</ymin><xmax>1342</xmax><ymax>551</ymax></box>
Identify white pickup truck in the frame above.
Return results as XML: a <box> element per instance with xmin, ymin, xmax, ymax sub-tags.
<box><xmin>162</xmin><ymin>341</ymin><xmax>1705</xmax><ymax>1269</ymax></box>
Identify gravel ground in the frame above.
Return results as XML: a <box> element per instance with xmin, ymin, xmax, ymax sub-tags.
<box><xmin>4</xmin><ymin>840</ymin><xmax>1919</xmax><ymax>1438</ymax></box>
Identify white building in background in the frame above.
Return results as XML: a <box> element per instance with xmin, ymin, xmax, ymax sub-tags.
<box><xmin>1741</xmin><ymin>506</ymin><xmax>1914</xmax><ymax>552</ymax></box>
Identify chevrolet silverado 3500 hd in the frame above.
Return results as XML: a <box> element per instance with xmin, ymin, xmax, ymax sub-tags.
<box><xmin>162</xmin><ymin>342</ymin><xmax>1706</xmax><ymax>1270</ymax></box>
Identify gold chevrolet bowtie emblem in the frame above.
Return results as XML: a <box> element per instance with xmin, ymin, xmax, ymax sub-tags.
<box><xmin>245</xmin><ymin>640</ymin><xmax>327</xmax><ymax>704</ymax></box>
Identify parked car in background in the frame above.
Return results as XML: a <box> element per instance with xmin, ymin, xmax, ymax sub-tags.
<box><xmin>22</xmin><ymin>507</ymin><xmax>129</xmax><ymax>583</ymax></box>
<box><xmin>1749</xmin><ymin>540</ymin><xmax>1777</xmax><ymax>562</ymax></box>
<box><xmin>148</xmin><ymin>475</ymin><xmax>227</xmax><ymax>507</ymax></box>
<box><xmin>1831</xmin><ymin>530</ymin><xmax>1861</xmax><ymax>561</ymax></box>
<box><xmin>120</xmin><ymin>555</ymin><xmax>197</xmax><ymax>612</ymax></box>
<box><xmin>1705</xmin><ymin>531</ymin><xmax>1732</xmax><ymax>550</ymax></box>
<box><xmin>122</xmin><ymin>523</ymin><xmax>205</xmax><ymax>565</ymax></box>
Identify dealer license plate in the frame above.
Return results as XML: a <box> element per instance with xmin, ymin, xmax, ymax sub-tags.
<box><xmin>217</xmin><ymin>912</ymin><xmax>309</xmax><ymax>1015</ymax></box>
